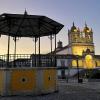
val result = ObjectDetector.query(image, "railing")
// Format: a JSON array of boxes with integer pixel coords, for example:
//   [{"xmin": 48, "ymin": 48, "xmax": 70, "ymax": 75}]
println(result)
[
  {"xmin": 0, "ymin": 54, "xmax": 31, "ymax": 68},
  {"xmin": 0, "ymin": 54, "xmax": 77, "ymax": 68},
  {"xmin": 31, "ymin": 54, "xmax": 56, "ymax": 67},
  {"xmin": 0, "ymin": 54, "xmax": 56, "ymax": 68}
]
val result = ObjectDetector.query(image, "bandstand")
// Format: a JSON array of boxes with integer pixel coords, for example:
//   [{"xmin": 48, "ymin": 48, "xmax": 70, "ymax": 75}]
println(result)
[{"xmin": 0, "ymin": 11, "xmax": 64, "ymax": 96}]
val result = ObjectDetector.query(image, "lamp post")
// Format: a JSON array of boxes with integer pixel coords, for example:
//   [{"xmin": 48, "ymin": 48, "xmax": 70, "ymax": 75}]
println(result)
[
  {"xmin": 76, "ymin": 55, "xmax": 80, "ymax": 83},
  {"xmin": 33, "ymin": 37, "xmax": 38, "ymax": 67},
  {"xmin": 48, "ymin": 35, "xmax": 54, "ymax": 54},
  {"xmin": 13, "ymin": 37, "xmax": 20, "ymax": 67},
  {"xmin": 48, "ymin": 35, "xmax": 54, "ymax": 66}
]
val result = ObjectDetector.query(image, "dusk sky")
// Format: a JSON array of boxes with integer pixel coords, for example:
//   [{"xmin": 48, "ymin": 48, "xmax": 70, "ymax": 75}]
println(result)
[{"xmin": 0, "ymin": 0, "xmax": 100, "ymax": 54}]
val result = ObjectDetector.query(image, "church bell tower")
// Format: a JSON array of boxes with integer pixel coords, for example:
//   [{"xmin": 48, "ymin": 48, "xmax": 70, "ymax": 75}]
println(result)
[{"xmin": 68, "ymin": 22, "xmax": 95, "ymax": 56}]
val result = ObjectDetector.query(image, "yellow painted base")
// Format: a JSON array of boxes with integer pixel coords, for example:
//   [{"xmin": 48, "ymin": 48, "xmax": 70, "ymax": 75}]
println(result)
[
  {"xmin": 43, "ymin": 69, "xmax": 56, "ymax": 91},
  {"xmin": 10, "ymin": 69, "xmax": 36, "ymax": 93},
  {"xmin": 0, "ymin": 67, "xmax": 57, "ymax": 96},
  {"xmin": 0, "ymin": 70, "xmax": 5, "ymax": 95}
]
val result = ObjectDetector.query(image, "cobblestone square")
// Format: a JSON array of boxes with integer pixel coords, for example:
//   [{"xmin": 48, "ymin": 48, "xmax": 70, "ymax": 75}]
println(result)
[{"xmin": 0, "ymin": 80, "xmax": 100, "ymax": 100}]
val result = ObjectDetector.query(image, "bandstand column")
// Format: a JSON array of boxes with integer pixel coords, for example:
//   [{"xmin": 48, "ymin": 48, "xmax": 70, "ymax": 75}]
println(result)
[
  {"xmin": 51, "ymin": 35, "xmax": 53, "ymax": 66},
  {"xmin": 7, "ymin": 21, "xmax": 11, "ymax": 68},
  {"xmin": 38, "ymin": 36, "xmax": 41, "ymax": 67},
  {"xmin": 7, "ymin": 35, "xmax": 10, "ymax": 67},
  {"xmin": 54, "ymin": 32, "xmax": 57, "ymax": 67},
  {"xmin": 13, "ymin": 37, "xmax": 17, "ymax": 66},
  {"xmin": 35, "ymin": 37, "xmax": 37, "ymax": 67}
]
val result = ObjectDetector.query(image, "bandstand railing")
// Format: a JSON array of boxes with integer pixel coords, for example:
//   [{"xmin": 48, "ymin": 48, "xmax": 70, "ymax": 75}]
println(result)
[
  {"xmin": 0, "ymin": 54, "xmax": 57, "ymax": 68},
  {"xmin": 0, "ymin": 54, "xmax": 79, "ymax": 68},
  {"xmin": 0, "ymin": 54, "xmax": 31, "ymax": 67}
]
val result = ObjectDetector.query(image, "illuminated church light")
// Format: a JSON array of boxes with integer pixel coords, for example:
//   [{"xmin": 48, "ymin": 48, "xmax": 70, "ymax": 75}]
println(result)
[
  {"xmin": 72, "ymin": 60, "xmax": 77, "ymax": 67},
  {"xmin": 85, "ymin": 55, "xmax": 94, "ymax": 69}
]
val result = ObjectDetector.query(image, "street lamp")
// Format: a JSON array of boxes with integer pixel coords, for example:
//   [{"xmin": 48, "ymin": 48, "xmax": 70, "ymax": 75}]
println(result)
[
  {"xmin": 13, "ymin": 37, "xmax": 20, "ymax": 67},
  {"xmin": 48, "ymin": 35, "xmax": 54, "ymax": 54},
  {"xmin": 48, "ymin": 35, "xmax": 54, "ymax": 66},
  {"xmin": 76, "ymin": 55, "xmax": 80, "ymax": 83}
]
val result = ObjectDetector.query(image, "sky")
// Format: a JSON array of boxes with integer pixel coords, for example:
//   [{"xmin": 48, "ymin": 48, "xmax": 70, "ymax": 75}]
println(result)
[{"xmin": 0, "ymin": 0, "xmax": 100, "ymax": 54}]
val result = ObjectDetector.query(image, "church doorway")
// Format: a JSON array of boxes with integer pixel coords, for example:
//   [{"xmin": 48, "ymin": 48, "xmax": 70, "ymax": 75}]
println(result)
[{"xmin": 84, "ymin": 55, "xmax": 94, "ymax": 69}]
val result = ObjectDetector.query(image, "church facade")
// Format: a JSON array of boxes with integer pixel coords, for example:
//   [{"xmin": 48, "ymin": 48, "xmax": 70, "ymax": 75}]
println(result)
[{"xmin": 56, "ymin": 23, "xmax": 100, "ymax": 69}]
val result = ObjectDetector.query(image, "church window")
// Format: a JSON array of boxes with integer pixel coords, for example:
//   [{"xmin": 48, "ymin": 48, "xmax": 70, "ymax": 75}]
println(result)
[{"xmin": 82, "ymin": 33, "xmax": 85, "ymax": 38}]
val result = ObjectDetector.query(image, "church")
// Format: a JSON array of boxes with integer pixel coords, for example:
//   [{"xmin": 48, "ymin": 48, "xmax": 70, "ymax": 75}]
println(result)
[{"xmin": 55, "ymin": 22, "xmax": 100, "ymax": 69}]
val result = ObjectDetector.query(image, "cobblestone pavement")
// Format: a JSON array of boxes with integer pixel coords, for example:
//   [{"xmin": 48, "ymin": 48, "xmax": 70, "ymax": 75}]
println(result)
[{"xmin": 0, "ymin": 81, "xmax": 100, "ymax": 100}]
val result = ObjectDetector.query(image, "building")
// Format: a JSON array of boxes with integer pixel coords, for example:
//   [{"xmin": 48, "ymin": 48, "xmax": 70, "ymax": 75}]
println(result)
[{"xmin": 55, "ymin": 22, "xmax": 100, "ymax": 69}]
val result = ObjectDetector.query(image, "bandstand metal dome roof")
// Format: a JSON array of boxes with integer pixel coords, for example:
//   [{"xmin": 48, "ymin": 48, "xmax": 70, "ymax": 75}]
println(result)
[{"xmin": 0, "ymin": 12, "xmax": 64, "ymax": 37}]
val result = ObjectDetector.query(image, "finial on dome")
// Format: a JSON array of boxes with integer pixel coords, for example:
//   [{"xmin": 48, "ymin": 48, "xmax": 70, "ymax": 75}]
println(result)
[
  {"xmin": 73, "ymin": 22, "xmax": 75, "ymax": 26},
  {"xmin": 24, "ymin": 8, "xmax": 28, "ymax": 15},
  {"xmin": 85, "ymin": 21, "xmax": 87, "ymax": 27},
  {"xmin": 91, "ymin": 28, "xmax": 93, "ymax": 32},
  {"xmin": 83, "ymin": 21, "xmax": 90, "ymax": 33},
  {"xmin": 70, "ymin": 22, "xmax": 77, "ymax": 32}
]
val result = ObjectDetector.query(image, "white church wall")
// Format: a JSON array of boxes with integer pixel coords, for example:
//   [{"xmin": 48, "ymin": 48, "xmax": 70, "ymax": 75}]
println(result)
[
  {"xmin": 56, "ymin": 47, "xmax": 72, "ymax": 55},
  {"xmin": 57, "ymin": 59, "xmax": 68, "ymax": 67},
  {"xmin": 57, "ymin": 68, "xmax": 83, "ymax": 77},
  {"xmin": 67, "ymin": 47, "xmax": 72, "ymax": 54},
  {"xmin": 56, "ymin": 49, "xmax": 68, "ymax": 55}
]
